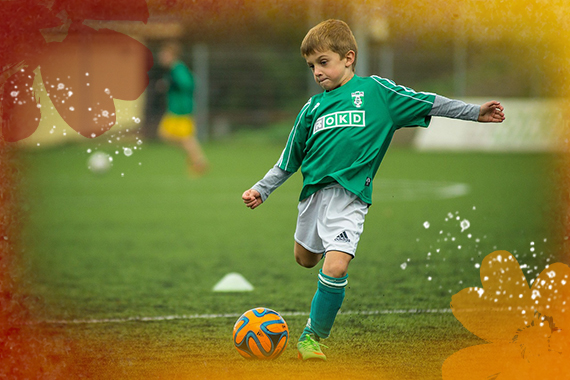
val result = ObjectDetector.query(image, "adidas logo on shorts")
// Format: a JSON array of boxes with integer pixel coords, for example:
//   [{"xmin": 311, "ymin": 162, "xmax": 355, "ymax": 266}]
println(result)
[{"xmin": 334, "ymin": 231, "xmax": 351, "ymax": 243}]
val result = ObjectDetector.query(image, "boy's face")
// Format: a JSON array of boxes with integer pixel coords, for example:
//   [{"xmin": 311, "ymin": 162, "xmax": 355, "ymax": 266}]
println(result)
[{"xmin": 304, "ymin": 49, "xmax": 355, "ymax": 91}]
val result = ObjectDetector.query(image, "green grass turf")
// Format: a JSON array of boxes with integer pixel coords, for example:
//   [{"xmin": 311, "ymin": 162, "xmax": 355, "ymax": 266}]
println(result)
[{"xmin": 15, "ymin": 131, "xmax": 565, "ymax": 379}]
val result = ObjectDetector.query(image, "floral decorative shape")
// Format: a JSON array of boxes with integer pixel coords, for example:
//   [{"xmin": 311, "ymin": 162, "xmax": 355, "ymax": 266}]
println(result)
[
  {"xmin": 1, "ymin": 0, "xmax": 152, "ymax": 141},
  {"xmin": 2, "ymin": 66, "xmax": 41, "ymax": 142},
  {"xmin": 0, "ymin": 0, "xmax": 61, "ymax": 69},
  {"xmin": 38, "ymin": 22, "xmax": 152, "ymax": 137},
  {"xmin": 443, "ymin": 250, "xmax": 570, "ymax": 379}
]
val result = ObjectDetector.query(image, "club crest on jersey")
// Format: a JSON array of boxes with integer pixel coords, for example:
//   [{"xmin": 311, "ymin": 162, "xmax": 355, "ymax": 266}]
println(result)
[{"xmin": 351, "ymin": 91, "xmax": 364, "ymax": 108}]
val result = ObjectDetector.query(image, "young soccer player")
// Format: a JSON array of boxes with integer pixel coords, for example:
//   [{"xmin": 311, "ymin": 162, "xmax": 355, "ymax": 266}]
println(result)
[
  {"xmin": 242, "ymin": 19, "xmax": 505, "ymax": 361},
  {"xmin": 157, "ymin": 42, "xmax": 209, "ymax": 176}
]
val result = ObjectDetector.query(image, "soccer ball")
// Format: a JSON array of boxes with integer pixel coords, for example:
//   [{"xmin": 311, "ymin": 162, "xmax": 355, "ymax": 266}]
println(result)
[
  {"xmin": 233, "ymin": 307, "xmax": 289, "ymax": 360},
  {"xmin": 88, "ymin": 152, "xmax": 112, "ymax": 174}
]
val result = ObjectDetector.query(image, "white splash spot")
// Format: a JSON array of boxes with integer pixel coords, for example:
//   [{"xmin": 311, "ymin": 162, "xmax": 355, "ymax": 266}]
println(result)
[
  {"xmin": 423, "ymin": 221, "xmax": 430, "ymax": 229},
  {"xmin": 460, "ymin": 219, "xmax": 470, "ymax": 232},
  {"xmin": 547, "ymin": 271, "xmax": 556, "ymax": 278}
]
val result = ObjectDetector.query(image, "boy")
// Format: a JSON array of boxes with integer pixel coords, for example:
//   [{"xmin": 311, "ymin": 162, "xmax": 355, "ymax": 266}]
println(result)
[
  {"xmin": 242, "ymin": 19, "xmax": 504, "ymax": 361},
  {"xmin": 157, "ymin": 42, "xmax": 209, "ymax": 176}
]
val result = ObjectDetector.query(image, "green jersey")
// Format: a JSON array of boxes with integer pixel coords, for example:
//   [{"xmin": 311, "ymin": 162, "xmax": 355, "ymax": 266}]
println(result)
[
  {"xmin": 166, "ymin": 61, "xmax": 195, "ymax": 115},
  {"xmin": 277, "ymin": 75, "xmax": 435, "ymax": 204}
]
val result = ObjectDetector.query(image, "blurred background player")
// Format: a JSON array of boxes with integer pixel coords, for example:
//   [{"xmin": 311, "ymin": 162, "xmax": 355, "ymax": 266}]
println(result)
[{"xmin": 157, "ymin": 42, "xmax": 209, "ymax": 176}]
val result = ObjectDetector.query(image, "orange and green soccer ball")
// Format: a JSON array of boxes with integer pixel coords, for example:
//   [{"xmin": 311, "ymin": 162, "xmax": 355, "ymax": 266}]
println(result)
[{"xmin": 233, "ymin": 307, "xmax": 289, "ymax": 360}]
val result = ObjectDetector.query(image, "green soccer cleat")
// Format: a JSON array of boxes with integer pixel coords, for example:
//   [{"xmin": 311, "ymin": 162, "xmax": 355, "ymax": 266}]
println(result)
[{"xmin": 297, "ymin": 335, "xmax": 328, "ymax": 361}]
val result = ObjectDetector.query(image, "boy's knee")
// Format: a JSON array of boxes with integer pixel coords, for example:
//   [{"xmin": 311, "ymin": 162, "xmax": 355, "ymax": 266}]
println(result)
[
  {"xmin": 322, "ymin": 251, "xmax": 352, "ymax": 278},
  {"xmin": 322, "ymin": 262, "xmax": 348, "ymax": 278}
]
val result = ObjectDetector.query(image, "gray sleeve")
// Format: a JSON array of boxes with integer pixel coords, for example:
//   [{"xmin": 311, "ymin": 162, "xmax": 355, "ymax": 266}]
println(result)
[
  {"xmin": 428, "ymin": 95, "xmax": 480, "ymax": 121},
  {"xmin": 251, "ymin": 165, "xmax": 294, "ymax": 202}
]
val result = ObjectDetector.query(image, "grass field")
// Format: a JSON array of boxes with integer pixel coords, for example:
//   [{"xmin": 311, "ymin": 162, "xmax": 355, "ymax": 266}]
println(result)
[{"xmin": 14, "ymin": 128, "xmax": 565, "ymax": 379}]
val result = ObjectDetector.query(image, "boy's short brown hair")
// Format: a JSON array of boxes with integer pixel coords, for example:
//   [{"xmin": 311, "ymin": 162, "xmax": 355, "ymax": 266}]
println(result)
[{"xmin": 301, "ymin": 19, "xmax": 358, "ymax": 71}]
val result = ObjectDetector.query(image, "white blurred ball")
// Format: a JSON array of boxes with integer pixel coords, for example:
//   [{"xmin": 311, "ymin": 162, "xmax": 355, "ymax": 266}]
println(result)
[{"xmin": 88, "ymin": 152, "xmax": 112, "ymax": 174}]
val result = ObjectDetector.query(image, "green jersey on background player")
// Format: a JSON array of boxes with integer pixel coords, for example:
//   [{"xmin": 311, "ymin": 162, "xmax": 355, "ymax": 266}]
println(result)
[{"xmin": 242, "ymin": 19, "xmax": 505, "ymax": 361}]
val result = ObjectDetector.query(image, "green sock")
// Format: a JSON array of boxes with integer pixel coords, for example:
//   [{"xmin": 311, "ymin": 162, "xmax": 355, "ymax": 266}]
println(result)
[{"xmin": 299, "ymin": 269, "xmax": 348, "ymax": 341}]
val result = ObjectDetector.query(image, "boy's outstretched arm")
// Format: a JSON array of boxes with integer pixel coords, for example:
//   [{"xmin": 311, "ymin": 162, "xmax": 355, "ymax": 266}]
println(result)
[
  {"xmin": 242, "ymin": 165, "xmax": 295, "ymax": 210},
  {"xmin": 242, "ymin": 189, "xmax": 263, "ymax": 210},
  {"xmin": 478, "ymin": 101, "xmax": 505, "ymax": 123}
]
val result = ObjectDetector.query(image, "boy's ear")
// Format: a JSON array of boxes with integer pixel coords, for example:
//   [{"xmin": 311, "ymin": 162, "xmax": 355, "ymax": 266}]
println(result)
[{"xmin": 344, "ymin": 50, "xmax": 356, "ymax": 67}]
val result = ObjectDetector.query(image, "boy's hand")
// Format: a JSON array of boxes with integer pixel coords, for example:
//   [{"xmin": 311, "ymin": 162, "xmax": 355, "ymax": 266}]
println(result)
[
  {"xmin": 242, "ymin": 189, "xmax": 263, "ymax": 209},
  {"xmin": 478, "ymin": 101, "xmax": 505, "ymax": 123}
]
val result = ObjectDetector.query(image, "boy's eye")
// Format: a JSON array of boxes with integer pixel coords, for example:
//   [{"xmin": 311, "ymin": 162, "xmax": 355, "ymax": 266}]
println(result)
[{"xmin": 320, "ymin": 60, "xmax": 327, "ymax": 66}]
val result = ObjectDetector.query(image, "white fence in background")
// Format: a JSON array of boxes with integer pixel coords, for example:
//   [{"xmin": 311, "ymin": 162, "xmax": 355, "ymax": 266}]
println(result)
[{"xmin": 413, "ymin": 98, "xmax": 566, "ymax": 152}]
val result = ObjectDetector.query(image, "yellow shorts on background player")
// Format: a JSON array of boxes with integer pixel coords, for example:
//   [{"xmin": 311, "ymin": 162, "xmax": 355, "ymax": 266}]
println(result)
[{"xmin": 158, "ymin": 114, "xmax": 195, "ymax": 139}]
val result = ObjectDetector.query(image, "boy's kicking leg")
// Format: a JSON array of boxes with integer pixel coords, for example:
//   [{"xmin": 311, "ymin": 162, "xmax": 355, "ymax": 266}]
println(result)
[
  {"xmin": 293, "ymin": 184, "xmax": 368, "ymax": 361},
  {"xmin": 295, "ymin": 243, "xmax": 352, "ymax": 361}
]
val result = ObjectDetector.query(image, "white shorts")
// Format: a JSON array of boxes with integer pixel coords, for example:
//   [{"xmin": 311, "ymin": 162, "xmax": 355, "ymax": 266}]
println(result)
[{"xmin": 294, "ymin": 183, "xmax": 369, "ymax": 257}]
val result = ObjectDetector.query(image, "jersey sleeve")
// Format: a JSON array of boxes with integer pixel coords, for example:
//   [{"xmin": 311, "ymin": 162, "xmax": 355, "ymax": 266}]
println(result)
[
  {"xmin": 251, "ymin": 165, "xmax": 294, "ymax": 202},
  {"xmin": 429, "ymin": 95, "xmax": 479, "ymax": 121},
  {"xmin": 372, "ymin": 76, "xmax": 435, "ymax": 129},
  {"xmin": 277, "ymin": 99, "xmax": 312, "ymax": 173}
]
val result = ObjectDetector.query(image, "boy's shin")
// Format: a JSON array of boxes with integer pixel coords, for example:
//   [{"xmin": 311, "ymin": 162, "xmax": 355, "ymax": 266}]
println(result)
[{"xmin": 303, "ymin": 269, "xmax": 348, "ymax": 340}]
